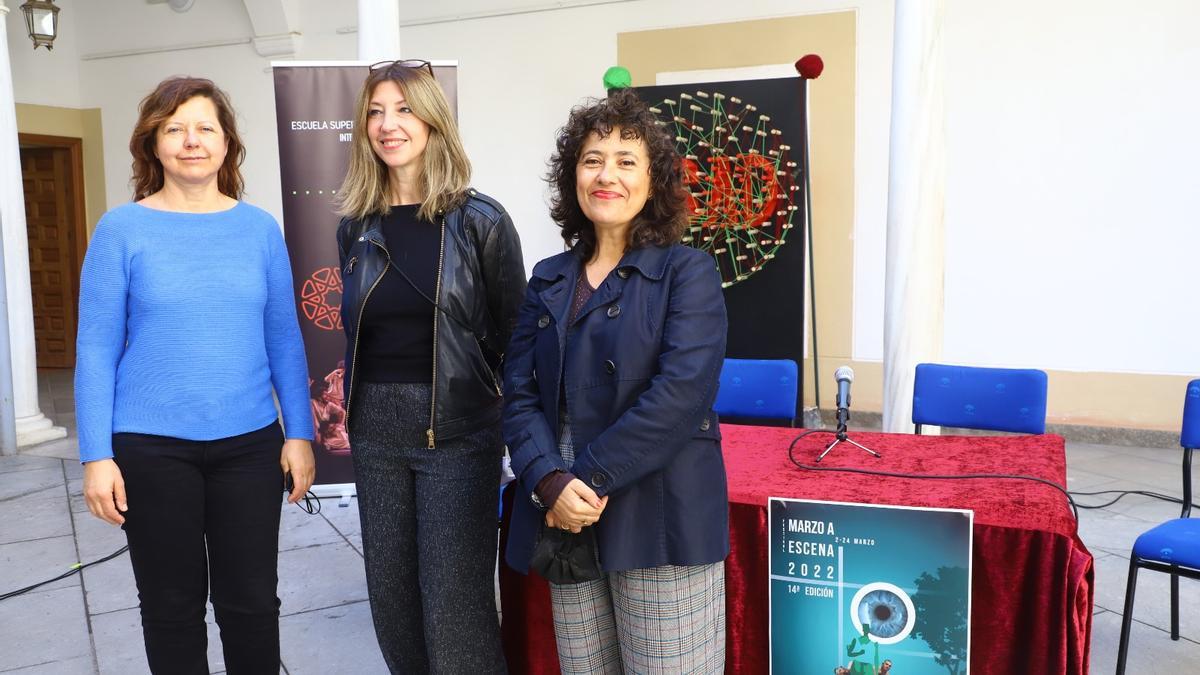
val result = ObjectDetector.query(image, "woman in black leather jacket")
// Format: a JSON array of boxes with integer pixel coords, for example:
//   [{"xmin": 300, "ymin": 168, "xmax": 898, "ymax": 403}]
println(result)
[{"xmin": 334, "ymin": 60, "xmax": 524, "ymax": 674}]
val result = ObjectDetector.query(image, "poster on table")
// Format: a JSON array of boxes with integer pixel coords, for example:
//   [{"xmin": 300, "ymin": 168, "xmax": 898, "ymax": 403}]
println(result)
[
  {"xmin": 768, "ymin": 498, "xmax": 973, "ymax": 674},
  {"xmin": 271, "ymin": 61, "xmax": 460, "ymax": 490},
  {"xmin": 633, "ymin": 77, "xmax": 807, "ymax": 421}
]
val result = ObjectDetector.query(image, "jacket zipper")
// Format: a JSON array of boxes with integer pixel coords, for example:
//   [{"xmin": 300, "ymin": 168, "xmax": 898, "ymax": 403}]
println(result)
[
  {"xmin": 345, "ymin": 239, "xmax": 390, "ymax": 426},
  {"xmin": 427, "ymin": 217, "xmax": 446, "ymax": 449}
]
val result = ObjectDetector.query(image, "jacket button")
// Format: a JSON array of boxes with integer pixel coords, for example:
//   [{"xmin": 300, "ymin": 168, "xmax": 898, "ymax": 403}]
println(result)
[
  {"xmin": 590, "ymin": 472, "xmax": 608, "ymax": 488},
  {"xmin": 537, "ymin": 315, "xmax": 550, "ymax": 328},
  {"xmin": 700, "ymin": 417, "xmax": 711, "ymax": 431},
  {"xmin": 606, "ymin": 304, "xmax": 621, "ymax": 318},
  {"xmin": 603, "ymin": 359, "xmax": 615, "ymax": 374},
  {"xmin": 617, "ymin": 267, "xmax": 631, "ymax": 279}
]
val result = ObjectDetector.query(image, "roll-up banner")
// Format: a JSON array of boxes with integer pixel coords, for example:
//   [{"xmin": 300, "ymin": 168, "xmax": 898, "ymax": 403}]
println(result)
[{"xmin": 271, "ymin": 61, "xmax": 460, "ymax": 494}]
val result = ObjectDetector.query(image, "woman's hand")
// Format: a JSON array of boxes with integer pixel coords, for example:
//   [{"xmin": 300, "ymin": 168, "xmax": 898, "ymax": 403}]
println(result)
[
  {"xmin": 83, "ymin": 459, "xmax": 127, "ymax": 526},
  {"xmin": 280, "ymin": 439, "xmax": 315, "ymax": 504},
  {"xmin": 545, "ymin": 479, "xmax": 608, "ymax": 533}
]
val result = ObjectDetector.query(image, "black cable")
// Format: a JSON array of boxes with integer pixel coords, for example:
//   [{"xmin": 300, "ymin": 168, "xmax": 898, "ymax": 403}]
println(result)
[
  {"xmin": 2, "ymin": 490, "xmax": 323, "ymax": 604},
  {"xmin": 0, "ymin": 545, "xmax": 129, "ymax": 603},
  {"xmin": 1068, "ymin": 488, "xmax": 1198, "ymax": 511},
  {"xmin": 292, "ymin": 489, "xmax": 322, "ymax": 515},
  {"xmin": 785, "ymin": 429, "xmax": 1080, "ymax": 525}
]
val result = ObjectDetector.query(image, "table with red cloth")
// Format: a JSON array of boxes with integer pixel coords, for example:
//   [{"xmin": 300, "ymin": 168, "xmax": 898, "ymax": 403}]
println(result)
[{"xmin": 499, "ymin": 425, "xmax": 1093, "ymax": 675}]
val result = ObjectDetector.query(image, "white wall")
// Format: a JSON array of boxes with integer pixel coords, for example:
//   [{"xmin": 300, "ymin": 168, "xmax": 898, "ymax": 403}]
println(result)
[
  {"xmin": 69, "ymin": 0, "xmax": 357, "ymax": 225},
  {"xmin": 393, "ymin": 0, "xmax": 894, "ymax": 273},
  {"xmin": 10, "ymin": 0, "xmax": 1200, "ymax": 381},
  {"xmin": 6, "ymin": 0, "xmax": 82, "ymax": 108},
  {"xmin": 56, "ymin": 0, "xmax": 890, "ymax": 278},
  {"xmin": 850, "ymin": 0, "xmax": 1200, "ymax": 378}
]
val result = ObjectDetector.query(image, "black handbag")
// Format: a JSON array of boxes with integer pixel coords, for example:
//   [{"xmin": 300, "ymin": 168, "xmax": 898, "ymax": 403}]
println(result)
[{"xmin": 529, "ymin": 523, "xmax": 603, "ymax": 585}]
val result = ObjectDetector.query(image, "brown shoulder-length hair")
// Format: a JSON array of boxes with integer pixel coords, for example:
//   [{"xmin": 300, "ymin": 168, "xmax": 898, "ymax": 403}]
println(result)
[
  {"xmin": 547, "ymin": 88, "xmax": 687, "ymax": 260},
  {"xmin": 336, "ymin": 64, "xmax": 472, "ymax": 222},
  {"xmin": 129, "ymin": 77, "xmax": 245, "ymax": 201}
]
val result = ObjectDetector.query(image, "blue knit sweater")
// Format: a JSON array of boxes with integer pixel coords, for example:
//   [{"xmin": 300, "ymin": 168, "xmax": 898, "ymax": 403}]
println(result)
[{"xmin": 75, "ymin": 201, "xmax": 314, "ymax": 463}]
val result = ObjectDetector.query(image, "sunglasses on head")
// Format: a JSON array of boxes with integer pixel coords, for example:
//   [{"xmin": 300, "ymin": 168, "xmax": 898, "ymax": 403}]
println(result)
[{"xmin": 369, "ymin": 59, "xmax": 435, "ymax": 79}]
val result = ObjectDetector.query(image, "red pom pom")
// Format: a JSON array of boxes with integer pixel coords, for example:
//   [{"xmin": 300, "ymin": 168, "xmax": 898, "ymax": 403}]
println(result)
[{"xmin": 795, "ymin": 54, "xmax": 824, "ymax": 79}]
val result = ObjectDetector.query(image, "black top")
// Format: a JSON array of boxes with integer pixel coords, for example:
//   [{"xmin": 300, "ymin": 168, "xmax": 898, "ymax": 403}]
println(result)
[{"xmin": 358, "ymin": 204, "xmax": 440, "ymax": 383}]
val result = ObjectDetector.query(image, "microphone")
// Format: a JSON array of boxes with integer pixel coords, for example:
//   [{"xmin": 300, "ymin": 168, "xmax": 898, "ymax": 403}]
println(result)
[
  {"xmin": 815, "ymin": 365, "xmax": 881, "ymax": 462},
  {"xmin": 834, "ymin": 366, "xmax": 854, "ymax": 430}
]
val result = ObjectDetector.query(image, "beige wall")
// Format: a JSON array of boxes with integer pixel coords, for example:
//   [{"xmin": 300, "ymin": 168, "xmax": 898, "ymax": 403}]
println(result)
[{"xmin": 15, "ymin": 103, "xmax": 107, "ymax": 237}]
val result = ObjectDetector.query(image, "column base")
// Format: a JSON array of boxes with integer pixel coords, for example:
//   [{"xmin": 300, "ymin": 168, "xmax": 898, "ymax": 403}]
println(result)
[{"xmin": 16, "ymin": 412, "xmax": 68, "ymax": 447}]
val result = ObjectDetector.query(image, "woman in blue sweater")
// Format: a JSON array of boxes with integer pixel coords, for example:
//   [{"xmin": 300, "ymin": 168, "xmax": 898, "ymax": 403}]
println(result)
[{"xmin": 75, "ymin": 76, "xmax": 314, "ymax": 675}]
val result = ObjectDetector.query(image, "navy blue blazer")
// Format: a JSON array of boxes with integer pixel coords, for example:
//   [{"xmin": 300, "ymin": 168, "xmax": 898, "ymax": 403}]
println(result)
[{"xmin": 503, "ymin": 243, "xmax": 729, "ymax": 573}]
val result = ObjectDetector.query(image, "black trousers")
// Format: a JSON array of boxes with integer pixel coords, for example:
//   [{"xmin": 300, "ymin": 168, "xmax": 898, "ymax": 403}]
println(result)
[{"xmin": 112, "ymin": 422, "xmax": 285, "ymax": 675}]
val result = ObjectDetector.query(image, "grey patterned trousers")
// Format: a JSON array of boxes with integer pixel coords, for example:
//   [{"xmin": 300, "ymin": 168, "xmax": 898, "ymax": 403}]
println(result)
[{"xmin": 547, "ymin": 421, "xmax": 726, "ymax": 674}]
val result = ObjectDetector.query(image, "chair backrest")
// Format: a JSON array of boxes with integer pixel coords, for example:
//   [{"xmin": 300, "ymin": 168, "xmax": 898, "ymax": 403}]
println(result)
[
  {"xmin": 1183, "ymin": 379, "xmax": 1200, "ymax": 449},
  {"xmin": 714, "ymin": 358, "xmax": 799, "ymax": 421},
  {"xmin": 912, "ymin": 363, "xmax": 1048, "ymax": 434},
  {"xmin": 1181, "ymin": 379, "xmax": 1199, "ymax": 519}
]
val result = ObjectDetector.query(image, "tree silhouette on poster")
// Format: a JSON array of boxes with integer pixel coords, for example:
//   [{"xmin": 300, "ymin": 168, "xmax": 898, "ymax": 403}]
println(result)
[{"xmin": 912, "ymin": 566, "xmax": 969, "ymax": 675}]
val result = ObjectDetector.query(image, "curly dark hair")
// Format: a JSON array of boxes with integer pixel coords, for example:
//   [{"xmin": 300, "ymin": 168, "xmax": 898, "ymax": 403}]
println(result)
[{"xmin": 547, "ymin": 88, "xmax": 687, "ymax": 260}]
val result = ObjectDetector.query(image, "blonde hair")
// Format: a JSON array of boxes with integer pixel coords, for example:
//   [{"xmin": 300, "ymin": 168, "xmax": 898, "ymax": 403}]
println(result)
[{"xmin": 337, "ymin": 64, "xmax": 471, "ymax": 222}]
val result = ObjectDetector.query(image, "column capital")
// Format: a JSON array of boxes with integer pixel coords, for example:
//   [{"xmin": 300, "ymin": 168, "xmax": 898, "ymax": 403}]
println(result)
[{"xmin": 0, "ymin": 2, "xmax": 10, "ymax": 18}]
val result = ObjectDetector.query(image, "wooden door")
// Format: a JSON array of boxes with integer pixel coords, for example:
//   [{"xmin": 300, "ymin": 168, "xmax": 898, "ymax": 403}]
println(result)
[{"xmin": 20, "ymin": 146, "xmax": 78, "ymax": 368}]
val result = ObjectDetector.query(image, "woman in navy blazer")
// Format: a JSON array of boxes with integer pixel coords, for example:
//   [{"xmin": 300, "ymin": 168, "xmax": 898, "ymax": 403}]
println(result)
[{"xmin": 504, "ymin": 89, "xmax": 729, "ymax": 674}]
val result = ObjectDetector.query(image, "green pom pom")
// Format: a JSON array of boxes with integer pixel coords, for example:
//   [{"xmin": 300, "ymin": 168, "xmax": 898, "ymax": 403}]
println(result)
[{"xmin": 603, "ymin": 66, "xmax": 632, "ymax": 91}]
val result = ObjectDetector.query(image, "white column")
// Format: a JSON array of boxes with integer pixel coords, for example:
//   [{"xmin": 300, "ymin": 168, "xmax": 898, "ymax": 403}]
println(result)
[
  {"xmin": 357, "ymin": 0, "xmax": 401, "ymax": 61},
  {"xmin": 881, "ymin": 0, "xmax": 947, "ymax": 433},
  {"xmin": 0, "ymin": 3, "xmax": 67, "ymax": 446}
]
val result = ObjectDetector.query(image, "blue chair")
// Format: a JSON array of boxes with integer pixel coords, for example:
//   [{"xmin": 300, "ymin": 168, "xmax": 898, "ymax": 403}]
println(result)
[
  {"xmin": 714, "ymin": 358, "xmax": 799, "ymax": 426},
  {"xmin": 1115, "ymin": 379, "xmax": 1200, "ymax": 673},
  {"xmin": 912, "ymin": 363, "xmax": 1048, "ymax": 434}
]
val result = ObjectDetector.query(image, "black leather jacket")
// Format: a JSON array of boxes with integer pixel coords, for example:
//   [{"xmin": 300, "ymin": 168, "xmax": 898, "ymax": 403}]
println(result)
[{"xmin": 336, "ymin": 189, "xmax": 526, "ymax": 447}]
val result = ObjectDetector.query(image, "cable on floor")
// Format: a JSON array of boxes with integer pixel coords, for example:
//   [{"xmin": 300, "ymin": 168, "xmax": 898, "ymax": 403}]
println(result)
[{"xmin": 0, "ymin": 545, "xmax": 128, "ymax": 603}]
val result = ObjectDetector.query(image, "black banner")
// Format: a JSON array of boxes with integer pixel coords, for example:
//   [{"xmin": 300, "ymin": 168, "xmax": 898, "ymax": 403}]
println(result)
[{"xmin": 272, "ymin": 62, "xmax": 460, "ymax": 488}]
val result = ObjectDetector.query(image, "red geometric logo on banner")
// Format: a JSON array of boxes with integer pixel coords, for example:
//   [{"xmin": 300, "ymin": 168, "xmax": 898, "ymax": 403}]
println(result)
[{"xmin": 300, "ymin": 266, "xmax": 342, "ymax": 331}]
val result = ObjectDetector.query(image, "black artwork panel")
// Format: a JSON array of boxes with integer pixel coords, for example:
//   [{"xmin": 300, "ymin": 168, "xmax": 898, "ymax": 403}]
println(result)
[{"xmin": 635, "ymin": 77, "xmax": 807, "ymax": 422}]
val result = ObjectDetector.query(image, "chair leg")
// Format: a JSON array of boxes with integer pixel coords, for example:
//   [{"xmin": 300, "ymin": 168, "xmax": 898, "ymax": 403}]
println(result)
[
  {"xmin": 1170, "ymin": 567, "xmax": 1180, "ymax": 640},
  {"xmin": 1115, "ymin": 558, "xmax": 1140, "ymax": 675}
]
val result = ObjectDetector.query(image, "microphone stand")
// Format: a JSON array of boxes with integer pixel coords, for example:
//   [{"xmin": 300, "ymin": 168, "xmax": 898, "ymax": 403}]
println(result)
[{"xmin": 814, "ymin": 406, "xmax": 881, "ymax": 462}]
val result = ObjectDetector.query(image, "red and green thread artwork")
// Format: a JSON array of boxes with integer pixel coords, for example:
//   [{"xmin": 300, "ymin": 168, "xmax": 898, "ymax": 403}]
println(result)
[{"xmin": 650, "ymin": 90, "xmax": 799, "ymax": 287}]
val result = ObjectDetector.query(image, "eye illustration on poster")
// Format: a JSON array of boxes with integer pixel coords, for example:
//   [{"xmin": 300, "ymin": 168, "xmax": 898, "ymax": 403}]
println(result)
[
  {"xmin": 634, "ymin": 78, "xmax": 807, "ymax": 420},
  {"xmin": 272, "ymin": 62, "xmax": 460, "ymax": 489}
]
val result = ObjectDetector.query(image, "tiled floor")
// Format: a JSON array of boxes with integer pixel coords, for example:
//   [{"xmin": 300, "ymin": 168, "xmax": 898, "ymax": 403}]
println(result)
[{"xmin": 1, "ymin": 369, "xmax": 1197, "ymax": 673}]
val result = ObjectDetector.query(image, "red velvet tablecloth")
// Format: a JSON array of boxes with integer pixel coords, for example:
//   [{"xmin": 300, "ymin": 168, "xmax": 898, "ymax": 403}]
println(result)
[{"xmin": 499, "ymin": 425, "xmax": 1094, "ymax": 674}]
